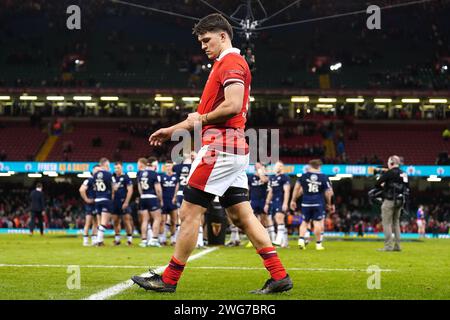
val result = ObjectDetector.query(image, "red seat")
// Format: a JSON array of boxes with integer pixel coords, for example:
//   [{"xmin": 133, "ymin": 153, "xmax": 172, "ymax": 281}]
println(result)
[{"xmin": 0, "ymin": 122, "xmax": 47, "ymax": 160}]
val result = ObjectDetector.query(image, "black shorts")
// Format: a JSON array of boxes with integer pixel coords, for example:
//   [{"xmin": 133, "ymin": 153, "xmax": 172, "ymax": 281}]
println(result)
[
  {"xmin": 139, "ymin": 198, "xmax": 160, "ymax": 212},
  {"xmin": 112, "ymin": 199, "xmax": 132, "ymax": 215}
]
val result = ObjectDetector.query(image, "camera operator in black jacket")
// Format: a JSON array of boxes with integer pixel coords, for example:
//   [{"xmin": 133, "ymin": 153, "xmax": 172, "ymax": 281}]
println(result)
[{"xmin": 373, "ymin": 156, "xmax": 409, "ymax": 252}]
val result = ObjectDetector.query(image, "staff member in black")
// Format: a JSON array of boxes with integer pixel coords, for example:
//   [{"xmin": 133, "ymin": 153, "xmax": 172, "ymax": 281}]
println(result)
[
  {"xmin": 375, "ymin": 156, "xmax": 409, "ymax": 252},
  {"xmin": 30, "ymin": 182, "xmax": 46, "ymax": 235}
]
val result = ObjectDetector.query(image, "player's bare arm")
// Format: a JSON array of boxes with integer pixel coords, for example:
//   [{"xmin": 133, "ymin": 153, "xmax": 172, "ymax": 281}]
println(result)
[
  {"xmin": 184, "ymin": 83, "xmax": 244, "ymax": 130},
  {"xmin": 283, "ymin": 183, "xmax": 291, "ymax": 212},
  {"xmin": 79, "ymin": 185, "xmax": 93, "ymax": 204},
  {"xmin": 172, "ymin": 183, "xmax": 179, "ymax": 205},
  {"xmin": 258, "ymin": 169, "xmax": 269, "ymax": 184},
  {"xmin": 325, "ymin": 189, "xmax": 335, "ymax": 214},
  {"xmin": 137, "ymin": 181, "xmax": 142, "ymax": 196},
  {"xmin": 264, "ymin": 188, "xmax": 273, "ymax": 214},
  {"xmin": 150, "ymin": 83, "xmax": 244, "ymax": 147},
  {"xmin": 290, "ymin": 183, "xmax": 302, "ymax": 211},
  {"xmin": 155, "ymin": 182, "xmax": 163, "ymax": 204},
  {"xmin": 123, "ymin": 184, "xmax": 133, "ymax": 210},
  {"xmin": 200, "ymin": 84, "xmax": 245, "ymax": 125}
]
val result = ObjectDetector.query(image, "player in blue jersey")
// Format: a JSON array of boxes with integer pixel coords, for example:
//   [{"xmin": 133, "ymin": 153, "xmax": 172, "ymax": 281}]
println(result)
[
  {"xmin": 172, "ymin": 153, "xmax": 194, "ymax": 208},
  {"xmin": 291, "ymin": 159, "xmax": 334, "ymax": 250},
  {"xmin": 173, "ymin": 152, "xmax": 207, "ymax": 248},
  {"xmin": 79, "ymin": 165, "xmax": 101, "ymax": 246},
  {"xmin": 237, "ymin": 162, "xmax": 269, "ymax": 247},
  {"xmin": 137, "ymin": 157, "xmax": 163, "ymax": 247},
  {"xmin": 248, "ymin": 162, "xmax": 269, "ymax": 219},
  {"xmin": 147, "ymin": 156, "xmax": 165, "ymax": 244},
  {"xmin": 264, "ymin": 161, "xmax": 291, "ymax": 247},
  {"xmin": 247, "ymin": 162, "xmax": 268, "ymax": 241},
  {"xmin": 112, "ymin": 161, "xmax": 134, "ymax": 246},
  {"xmin": 416, "ymin": 205, "xmax": 426, "ymax": 238},
  {"xmin": 94, "ymin": 158, "xmax": 116, "ymax": 247},
  {"xmin": 160, "ymin": 160, "xmax": 179, "ymax": 245}
]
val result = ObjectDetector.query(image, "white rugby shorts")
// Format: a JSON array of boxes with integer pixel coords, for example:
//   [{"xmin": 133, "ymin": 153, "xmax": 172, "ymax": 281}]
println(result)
[{"xmin": 187, "ymin": 145, "xmax": 249, "ymax": 196}]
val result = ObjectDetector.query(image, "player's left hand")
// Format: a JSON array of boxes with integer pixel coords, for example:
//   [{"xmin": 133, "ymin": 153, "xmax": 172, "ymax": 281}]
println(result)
[
  {"xmin": 122, "ymin": 202, "xmax": 129, "ymax": 210},
  {"xmin": 282, "ymin": 204, "xmax": 288, "ymax": 213}
]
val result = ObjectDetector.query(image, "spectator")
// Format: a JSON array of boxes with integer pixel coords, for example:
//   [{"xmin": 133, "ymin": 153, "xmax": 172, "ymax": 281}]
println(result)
[
  {"xmin": 443, "ymin": 128, "xmax": 450, "ymax": 141},
  {"xmin": 92, "ymin": 137, "xmax": 102, "ymax": 147},
  {"xmin": 63, "ymin": 141, "xmax": 73, "ymax": 153},
  {"xmin": 336, "ymin": 139, "xmax": 345, "ymax": 156},
  {"xmin": 52, "ymin": 120, "xmax": 62, "ymax": 136},
  {"xmin": 436, "ymin": 151, "xmax": 449, "ymax": 165},
  {"xmin": 0, "ymin": 149, "xmax": 7, "ymax": 161}
]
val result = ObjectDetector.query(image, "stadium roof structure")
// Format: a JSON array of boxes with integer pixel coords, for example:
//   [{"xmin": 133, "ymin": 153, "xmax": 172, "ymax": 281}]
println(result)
[{"xmin": 108, "ymin": 0, "xmax": 439, "ymax": 40}]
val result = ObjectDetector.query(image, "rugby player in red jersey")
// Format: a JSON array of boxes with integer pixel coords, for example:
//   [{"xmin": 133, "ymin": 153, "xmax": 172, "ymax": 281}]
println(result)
[{"xmin": 131, "ymin": 13, "xmax": 292, "ymax": 294}]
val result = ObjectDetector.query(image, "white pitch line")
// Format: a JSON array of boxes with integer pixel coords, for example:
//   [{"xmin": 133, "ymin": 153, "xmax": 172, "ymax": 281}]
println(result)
[
  {"xmin": 83, "ymin": 246, "xmax": 218, "ymax": 300},
  {"xmin": 189, "ymin": 266, "xmax": 396, "ymax": 272},
  {"xmin": 0, "ymin": 263, "xmax": 395, "ymax": 272},
  {"xmin": 0, "ymin": 263, "xmax": 146, "ymax": 269}
]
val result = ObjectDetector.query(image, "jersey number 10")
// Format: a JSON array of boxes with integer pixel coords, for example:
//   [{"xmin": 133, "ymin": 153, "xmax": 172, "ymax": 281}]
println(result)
[{"xmin": 96, "ymin": 181, "xmax": 106, "ymax": 192}]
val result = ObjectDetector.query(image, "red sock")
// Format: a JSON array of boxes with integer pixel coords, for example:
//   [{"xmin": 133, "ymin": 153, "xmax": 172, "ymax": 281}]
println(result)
[
  {"xmin": 257, "ymin": 247, "xmax": 287, "ymax": 281},
  {"xmin": 162, "ymin": 256, "xmax": 186, "ymax": 285}
]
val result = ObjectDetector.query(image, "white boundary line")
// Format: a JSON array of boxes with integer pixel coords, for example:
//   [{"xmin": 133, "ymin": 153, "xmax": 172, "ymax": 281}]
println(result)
[
  {"xmin": 0, "ymin": 263, "xmax": 395, "ymax": 272},
  {"xmin": 191, "ymin": 266, "xmax": 396, "ymax": 272},
  {"xmin": 83, "ymin": 246, "xmax": 218, "ymax": 300}
]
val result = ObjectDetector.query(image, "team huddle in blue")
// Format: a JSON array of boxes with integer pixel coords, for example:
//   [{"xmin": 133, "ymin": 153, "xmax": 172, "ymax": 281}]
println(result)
[
  {"xmin": 79, "ymin": 157, "xmax": 334, "ymax": 250},
  {"xmin": 243, "ymin": 160, "xmax": 334, "ymax": 250}
]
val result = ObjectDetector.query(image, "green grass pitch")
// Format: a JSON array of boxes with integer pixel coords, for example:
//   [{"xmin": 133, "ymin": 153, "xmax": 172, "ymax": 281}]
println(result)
[{"xmin": 1, "ymin": 234, "xmax": 449, "ymax": 300}]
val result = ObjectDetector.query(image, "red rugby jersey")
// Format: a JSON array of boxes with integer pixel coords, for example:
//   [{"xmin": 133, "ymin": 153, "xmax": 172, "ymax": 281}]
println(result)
[{"xmin": 197, "ymin": 47, "xmax": 251, "ymax": 154}]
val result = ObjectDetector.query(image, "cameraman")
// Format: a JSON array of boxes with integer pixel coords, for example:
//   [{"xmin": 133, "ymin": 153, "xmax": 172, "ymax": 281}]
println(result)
[{"xmin": 375, "ymin": 155, "xmax": 409, "ymax": 252}]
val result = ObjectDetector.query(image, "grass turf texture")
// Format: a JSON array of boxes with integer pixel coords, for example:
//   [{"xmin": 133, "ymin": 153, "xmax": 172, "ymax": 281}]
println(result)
[{"xmin": 0, "ymin": 234, "xmax": 449, "ymax": 300}]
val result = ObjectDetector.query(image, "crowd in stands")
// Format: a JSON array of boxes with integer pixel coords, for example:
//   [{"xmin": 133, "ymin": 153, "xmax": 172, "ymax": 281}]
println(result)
[
  {"xmin": 5, "ymin": 107, "xmax": 445, "ymax": 165},
  {"xmin": 0, "ymin": 184, "xmax": 81, "ymax": 229},
  {"xmin": 0, "ymin": 0, "xmax": 448, "ymax": 89},
  {"xmin": 2, "ymin": 95, "xmax": 448, "ymax": 165}
]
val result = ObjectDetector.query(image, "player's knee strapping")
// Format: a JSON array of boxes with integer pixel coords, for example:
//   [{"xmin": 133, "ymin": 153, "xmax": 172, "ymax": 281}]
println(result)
[{"xmin": 219, "ymin": 187, "xmax": 249, "ymax": 209}]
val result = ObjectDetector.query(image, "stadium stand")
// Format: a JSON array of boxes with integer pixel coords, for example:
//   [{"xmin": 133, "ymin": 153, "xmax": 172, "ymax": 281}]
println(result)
[
  {"xmin": 0, "ymin": 120, "xmax": 47, "ymax": 160},
  {"xmin": 46, "ymin": 120, "xmax": 178, "ymax": 162},
  {"xmin": 344, "ymin": 122, "xmax": 450, "ymax": 165},
  {"xmin": 0, "ymin": 0, "xmax": 448, "ymax": 89},
  {"xmin": 1, "ymin": 116, "xmax": 448, "ymax": 165}
]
